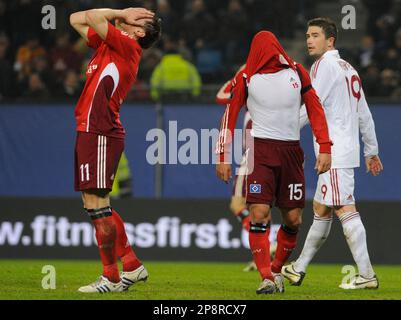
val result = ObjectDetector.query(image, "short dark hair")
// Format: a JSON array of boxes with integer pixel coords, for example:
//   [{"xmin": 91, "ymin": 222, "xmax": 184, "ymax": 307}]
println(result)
[
  {"xmin": 308, "ymin": 17, "xmax": 338, "ymax": 45},
  {"xmin": 137, "ymin": 17, "xmax": 162, "ymax": 49}
]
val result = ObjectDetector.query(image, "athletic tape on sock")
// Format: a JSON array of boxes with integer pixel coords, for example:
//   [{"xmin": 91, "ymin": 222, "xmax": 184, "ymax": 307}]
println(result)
[
  {"xmin": 86, "ymin": 207, "xmax": 113, "ymax": 220},
  {"xmin": 249, "ymin": 222, "xmax": 270, "ymax": 233},
  {"xmin": 281, "ymin": 224, "xmax": 299, "ymax": 235}
]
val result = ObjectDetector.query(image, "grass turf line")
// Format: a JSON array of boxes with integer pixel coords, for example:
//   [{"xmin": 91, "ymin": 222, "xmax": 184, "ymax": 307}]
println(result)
[{"xmin": 0, "ymin": 260, "xmax": 400, "ymax": 300}]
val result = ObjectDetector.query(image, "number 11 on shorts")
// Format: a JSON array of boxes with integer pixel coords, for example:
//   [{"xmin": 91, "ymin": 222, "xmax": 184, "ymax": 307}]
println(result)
[
  {"xmin": 80, "ymin": 163, "xmax": 90, "ymax": 182},
  {"xmin": 288, "ymin": 183, "xmax": 303, "ymax": 200}
]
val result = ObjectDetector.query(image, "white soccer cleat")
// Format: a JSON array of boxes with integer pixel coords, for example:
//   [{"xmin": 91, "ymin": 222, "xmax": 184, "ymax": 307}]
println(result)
[
  {"xmin": 243, "ymin": 261, "xmax": 257, "ymax": 272},
  {"xmin": 339, "ymin": 275, "xmax": 379, "ymax": 290},
  {"xmin": 78, "ymin": 276, "xmax": 123, "ymax": 293},
  {"xmin": 272, "ymin": 272, "xmax": 285, "ymax": 293},
  {"xmin": 256, "ymin": 279, "xmax": 277, "ymax": 295},
  {"xmin": 281, "ymin": 262, "xmax": 306, "ymax": 286},
  {"xmin": 121, "ymin": 265, "xmax": 149, "ymax": 291}
]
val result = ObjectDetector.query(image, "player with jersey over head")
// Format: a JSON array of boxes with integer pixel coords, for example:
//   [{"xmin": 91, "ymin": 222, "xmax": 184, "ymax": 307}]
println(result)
[
  {"xmin": 216, "ymin": 31, "xmax": 332, "ymax": 294},
  {"xmin": 282, "ymin": 18, "xmax": 383, "ymax": 290},
  {"xmin": 70, "ymin": 7, "xmax": 161, "ymax": 293},
  {"xmin": 216, "ymin": 65, "xmax": 276, "ymax": 272}
]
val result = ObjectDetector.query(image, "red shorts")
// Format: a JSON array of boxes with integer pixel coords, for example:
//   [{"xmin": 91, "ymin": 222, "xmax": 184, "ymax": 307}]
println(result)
[
  {"xmin": 74, "ymin": 132, "xmax": 124, "ymax": 191},
  {"xmin": 246, "ymin": 138, "xmax": 305, "ymax": 208}
]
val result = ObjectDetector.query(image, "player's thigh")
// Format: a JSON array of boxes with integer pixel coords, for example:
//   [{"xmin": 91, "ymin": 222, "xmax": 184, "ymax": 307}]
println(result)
[
  {"xmin": 315, "ymin": 168, "xmax": 355, "ymax": 207},
  {"xmin": 334, "ymin": 204, "xmax": 358, "ymax": 218},
  {"xmin": 232, "ymin": 154, "xmax": 248, "ymax": 198},
  {"xmin": 276, "ymin": 144, "xmax": 305, "ymax": 209},
  {"xmin": 82, "ymin": 189, "xmax": 110, "ymax": 209}
]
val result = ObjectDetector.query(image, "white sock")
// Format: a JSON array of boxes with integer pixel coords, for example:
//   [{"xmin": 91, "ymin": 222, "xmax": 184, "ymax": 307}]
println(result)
[
  {"xmin": 294, "ymin": 214, "xmax": 332, "ymax": 273},
  {"xmin": 340, "ymin": 212, "xmax": 375, "ymax": 279}
]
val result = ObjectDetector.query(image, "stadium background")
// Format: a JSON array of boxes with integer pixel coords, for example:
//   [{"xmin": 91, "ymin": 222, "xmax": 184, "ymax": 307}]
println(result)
[{"xmin": 0, "ymin": 0, "xmax": 400, "ymax": 269}]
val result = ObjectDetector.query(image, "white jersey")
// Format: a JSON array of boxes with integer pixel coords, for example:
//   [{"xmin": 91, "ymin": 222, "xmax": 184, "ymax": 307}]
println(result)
[
  {"xmin": 300, "ymin": 50, "xmax": 378, "ymax": 168},
  {"xmin": 247, "ymin": 68, "xmax": 302, "ymax": 141}
]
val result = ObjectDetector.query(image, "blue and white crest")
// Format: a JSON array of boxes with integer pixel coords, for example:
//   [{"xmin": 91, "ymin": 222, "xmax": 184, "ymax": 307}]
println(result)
[{"xmin": 249, "ymin": 184, "xmax": 261, "ymax": 194}]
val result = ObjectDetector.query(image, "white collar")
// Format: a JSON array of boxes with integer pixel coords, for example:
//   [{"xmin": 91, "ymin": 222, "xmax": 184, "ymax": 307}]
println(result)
[{"xmin": 322, "ymin": 49, "xmax": 340, "ymax": 59}]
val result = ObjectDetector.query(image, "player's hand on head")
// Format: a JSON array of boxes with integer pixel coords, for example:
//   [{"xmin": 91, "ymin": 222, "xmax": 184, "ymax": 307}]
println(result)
[
  {"xmin": 216, "ymin": 163, "xmax": 232, "ymax": 184},
  {"xmin": 315, "ymin": 153, "xmax": 331, "ymax": 175},
  {"xmin": 122, "ymin": 7, "xmax": 154, "ymax": 26},
  {"xmin": 365, "ymin": 155, "xmax": 383, "ymax": 176}
]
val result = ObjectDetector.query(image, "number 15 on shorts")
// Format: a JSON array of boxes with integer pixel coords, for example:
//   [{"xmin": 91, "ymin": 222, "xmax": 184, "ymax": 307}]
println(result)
[{"xmin": 288, "ymin": 184, "xmax": 303, "ymax": 200}]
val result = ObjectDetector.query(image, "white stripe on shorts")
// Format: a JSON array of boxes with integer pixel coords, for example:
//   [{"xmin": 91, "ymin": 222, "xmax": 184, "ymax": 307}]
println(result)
[
  {"xmin": 103, "ymin": 136, "xmax": 107, "ymax": 188},
  {"xmin": 97, "ymin": 136, "xmax": 107, "ymax": 189}
]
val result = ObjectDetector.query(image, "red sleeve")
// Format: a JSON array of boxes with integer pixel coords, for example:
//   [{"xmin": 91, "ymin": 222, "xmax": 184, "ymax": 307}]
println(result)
[
  {"xmin": 87, "ymin": 27, "xmax": 102, "ymax": 49},
  {"xmin": 216, "ymin": 72, "xmax": 247, "ymax": 162},
  {"xmin": 216, "ymin": 80, "xmax": 233, "ymax": 105},
  {"xmin": 105, "ymin": 23, "xmax": 142, "ymax": 58},
  {"xmin": 296, "ymin": 63, "xmax": 332, "ymax": 154}
]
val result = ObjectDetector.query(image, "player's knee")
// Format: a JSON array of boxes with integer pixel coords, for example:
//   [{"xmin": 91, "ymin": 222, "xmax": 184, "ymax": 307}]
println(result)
[
  {"xmin": 249, "ymin": 204, "xmax": 270, "ymax": 223},
  {"xmin": 82, "ymin": 189, "xmax": 110, "ymax": 209},
  {"xmin": 286, "ymin": 216, "xmax": 302, "ymax": 230},
  {"xmin": 313, "ymin": 201, "xmax": 332, "ymax": 219},
  {"xmin": 334, "ymin": 205, "xmax": 357, "ymax": 217}
]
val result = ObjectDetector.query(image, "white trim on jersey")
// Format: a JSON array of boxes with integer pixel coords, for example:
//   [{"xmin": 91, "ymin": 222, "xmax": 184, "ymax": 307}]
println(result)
[{"xmin": 86, "ymin": 62, "xmax": 120, "ymax": 132}]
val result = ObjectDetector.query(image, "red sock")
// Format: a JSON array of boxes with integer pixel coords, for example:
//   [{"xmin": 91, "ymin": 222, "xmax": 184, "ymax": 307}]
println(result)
[
  {"xmin": 112, "ymin": 209, "xmax": 142, "ymax": 272},
  {"xmin": 92, "ymin": 214, "xmax": 120, "ymax": 283},
  {"xmin": 271, "ymin": 225, "xmax": 298, "ymax": 273},
  {"xmin": 242, "ymin": 215, "xmax": 251, "ymax": 232},
  {"xmin": 249, "ymin": 223, "xmax": 273, "ymax": 281},
  {"xmin": 235, "ymin": 208, "xmax": 250, "ymax": 232}
]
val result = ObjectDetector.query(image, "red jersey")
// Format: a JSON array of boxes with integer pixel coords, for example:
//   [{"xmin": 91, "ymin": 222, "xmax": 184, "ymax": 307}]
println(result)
[{"xmin": 75, "ymin": 23, "xmax": 142, "ymax": 138}]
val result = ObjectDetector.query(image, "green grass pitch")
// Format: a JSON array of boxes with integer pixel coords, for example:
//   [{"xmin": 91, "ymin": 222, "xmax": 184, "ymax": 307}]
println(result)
[{"xmin": 1, "ymin": 260, "xmax": 400, "ymax": 300}]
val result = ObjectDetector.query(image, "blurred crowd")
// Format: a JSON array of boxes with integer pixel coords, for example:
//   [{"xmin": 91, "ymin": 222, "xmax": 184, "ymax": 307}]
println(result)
[{"xmin": 0, "ymin": 0, "xmax": 401, "ymax": 103}]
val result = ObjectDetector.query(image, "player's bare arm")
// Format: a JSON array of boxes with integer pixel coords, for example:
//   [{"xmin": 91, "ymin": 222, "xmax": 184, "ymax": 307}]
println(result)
[
  {"xmin": 70, "ymin": 8, "xmax": 154, "ymax": 41},
  {"xmin": 365, "ymin": 155, "xmax": 383, "ymax": 176},
  {"xmin": 70, "ymin": 11, "xmax": 90, "ymax": 41}
]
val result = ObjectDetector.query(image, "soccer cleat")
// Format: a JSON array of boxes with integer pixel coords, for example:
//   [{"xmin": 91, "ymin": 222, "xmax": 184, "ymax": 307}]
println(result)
[
  {"xmin": 243, "ymin": 261, "xmax": 257, "ymax": 272},
  {"xmin": 272, "ymin": 272, "xmax": 285, "ymax": 293},
  {"xmin": 256, "ymin": 279, "xmax": 277, "ymax": 294},
  {"xmin": 121, "ymin": 265, "xmax": 149, "ymax": 291},
  {"xmin": 281, "ymin": 262, "xmax": 306, "ymax": 286},
  {"xmin": 339, "ymin": 274, "xmax": 379, "ymax": 290},
  {"xmin": 78, "ymin": 276, "xmax": 123, "ymax": 293}
]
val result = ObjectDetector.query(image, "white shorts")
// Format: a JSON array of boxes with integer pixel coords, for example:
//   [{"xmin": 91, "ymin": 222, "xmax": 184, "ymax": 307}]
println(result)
[{"xmin": 314, "ymin": 168, "xmax": 355, "ymax": 207}]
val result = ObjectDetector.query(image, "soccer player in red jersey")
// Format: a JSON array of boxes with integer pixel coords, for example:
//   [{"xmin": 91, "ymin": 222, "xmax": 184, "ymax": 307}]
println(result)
[
  {"xmin": 70, "ymin": 7, "xmax": 161, "ymax": 293},
  {"xmin": 216, "ymin": 31, "xmax": 332, "ymax": 294}
]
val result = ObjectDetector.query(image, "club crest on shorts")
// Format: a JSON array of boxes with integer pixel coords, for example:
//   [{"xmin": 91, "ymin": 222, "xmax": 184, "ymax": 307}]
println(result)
[{"xmin": 250, "ymin": 184, "xmax": 261, "ymax": 194}]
